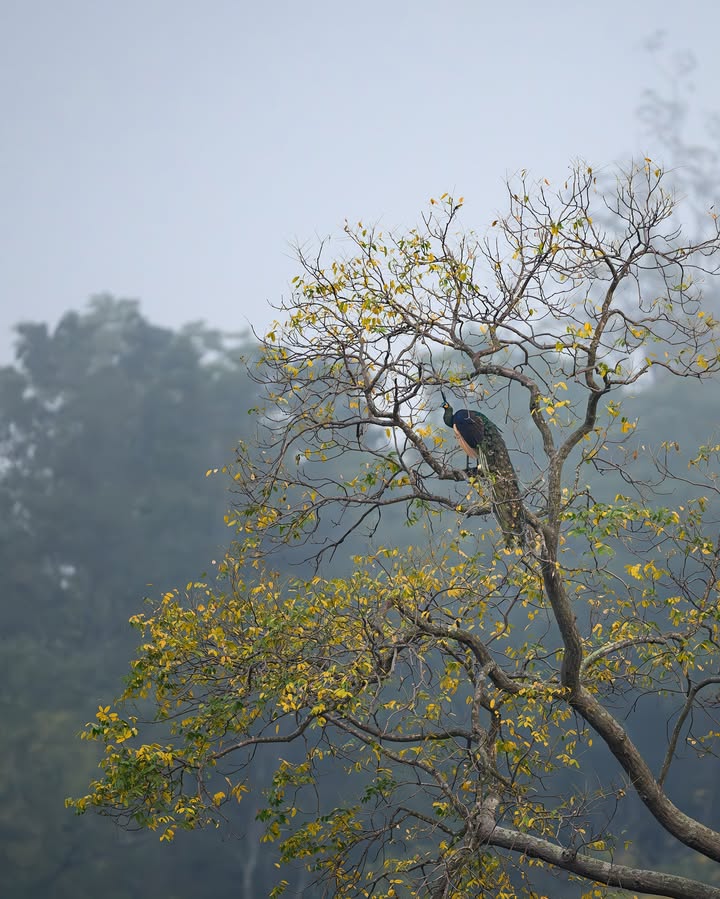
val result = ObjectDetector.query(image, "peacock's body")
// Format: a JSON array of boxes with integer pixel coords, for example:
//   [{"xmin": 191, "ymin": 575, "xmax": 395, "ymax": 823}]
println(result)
[{"xmin": 441, "ymin": 396, "xmax": 525, "ymax": 547}]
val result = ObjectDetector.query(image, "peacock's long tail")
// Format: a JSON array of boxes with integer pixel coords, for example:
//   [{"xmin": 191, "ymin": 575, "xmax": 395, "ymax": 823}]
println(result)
[{"xmin": 487, "ymin": 442, "xmax": 525, "ymax": 548}]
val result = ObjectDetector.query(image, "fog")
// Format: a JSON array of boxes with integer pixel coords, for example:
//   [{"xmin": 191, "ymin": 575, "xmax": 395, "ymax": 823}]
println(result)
[{"xmin": 2, "ymin": 1, "xmax": 718, "ymax": 356}]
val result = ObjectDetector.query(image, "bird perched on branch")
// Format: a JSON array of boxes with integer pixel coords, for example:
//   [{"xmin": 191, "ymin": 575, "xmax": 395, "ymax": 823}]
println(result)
[{"xmin": 441, "ymin": 391, "xmax": 525, "ymax": 547}]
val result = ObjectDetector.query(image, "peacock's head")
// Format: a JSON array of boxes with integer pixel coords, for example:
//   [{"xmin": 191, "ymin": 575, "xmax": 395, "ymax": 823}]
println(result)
[{"xmin": 440, "ymin": 390, "xmax": 454, "ymax": 426}]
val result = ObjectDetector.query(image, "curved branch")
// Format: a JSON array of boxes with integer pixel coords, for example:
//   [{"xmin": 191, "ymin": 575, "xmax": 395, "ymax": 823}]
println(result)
[
  {"xmin": 659, "ymin": 676, "xmax": 720, "ymax": 787},
  {"xmin": 483, "ymin": 824, "xmax": 720, "ymax": 899},
  {"xmin": 572, "ymin": 686, "xmax": 720, "ymax": 862},
  {"xmin": 395, "ymin": 609, "xmax": 521, "ymax": 697},
  {"xmin": 581, "ymin": 633, "xmax": 686, "ymax": 675},
  {"xmin": 211, "ymin": 716, "xmax": 315, "ymax": 761}
]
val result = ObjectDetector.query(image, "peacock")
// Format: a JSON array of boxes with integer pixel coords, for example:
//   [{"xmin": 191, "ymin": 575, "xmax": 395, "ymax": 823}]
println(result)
[{"xmin": 441, "ymin": 391, "xmax": 525, "ymax": 547}]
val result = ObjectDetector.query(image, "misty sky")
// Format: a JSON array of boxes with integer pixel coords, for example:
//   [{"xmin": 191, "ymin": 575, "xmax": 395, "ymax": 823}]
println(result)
[{"xmin": 2, "ymin": 1, "xmax": 719, "ymax": 358}]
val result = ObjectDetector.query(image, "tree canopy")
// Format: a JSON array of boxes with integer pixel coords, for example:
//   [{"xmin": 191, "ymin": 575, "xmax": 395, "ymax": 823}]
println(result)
[
  {"xmin": 0, "ymin": 297, "xmax": 270, "ymax": 898},
  {"xmin": 70, "ymin": 163, "xmax": 720, "ymax": 898},
  {"xmin": 0, "ymin": 294, "xmax": 249, "ymax": 637}
]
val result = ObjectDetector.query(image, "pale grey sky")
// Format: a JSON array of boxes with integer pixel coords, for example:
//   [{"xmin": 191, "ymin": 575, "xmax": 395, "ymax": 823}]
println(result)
[{"xmin": 2, "ymin": 1, "xmax": 718, "ymax": 356}]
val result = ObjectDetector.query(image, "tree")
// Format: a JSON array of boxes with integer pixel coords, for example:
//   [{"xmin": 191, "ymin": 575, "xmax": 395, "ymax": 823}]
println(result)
[
  {"xmin": 70, "ymin": 163, "xmax": 720, "ymax": 898},
  {"xmin": 0, "ymin": 297, "xmax": 281, "ymax": 898},
  {"xmin": 639, "ymin": 37, "xmax": 720, "ymax": 238}
]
